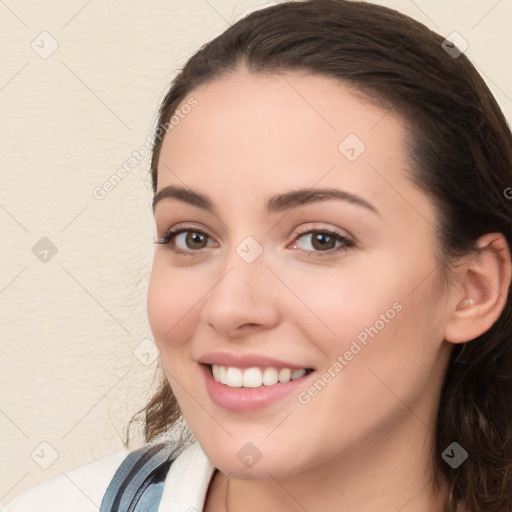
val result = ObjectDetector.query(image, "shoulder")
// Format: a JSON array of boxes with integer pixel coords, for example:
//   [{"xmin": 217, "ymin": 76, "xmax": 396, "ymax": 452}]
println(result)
[
  {"xmin": 98, "ymin": 440, "xmax": 214, "ymax": 512},
  {"xmin": 2, "ymin": 451, "xmax": 129, "ymax": 512}
]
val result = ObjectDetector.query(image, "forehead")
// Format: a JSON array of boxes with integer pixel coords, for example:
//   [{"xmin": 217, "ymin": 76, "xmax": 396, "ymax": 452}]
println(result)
[
  {"xmin": 163, "ymin": 69, "xmax": 391, "ymax": 160},
  {"xmin": 156, "ymin": 68, "xmax": 435, "ymax": 226}
]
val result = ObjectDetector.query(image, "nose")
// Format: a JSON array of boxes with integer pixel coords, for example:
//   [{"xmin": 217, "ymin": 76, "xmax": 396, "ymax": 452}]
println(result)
[{"xmin": 199, "ymin": 251, "xmax": 281, "ymax": 338}]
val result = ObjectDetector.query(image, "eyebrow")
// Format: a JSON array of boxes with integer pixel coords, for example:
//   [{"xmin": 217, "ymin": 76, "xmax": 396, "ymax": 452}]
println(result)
[{"xmin": 152, "ymin": 185, "xmax": 379, "ymax": 216}]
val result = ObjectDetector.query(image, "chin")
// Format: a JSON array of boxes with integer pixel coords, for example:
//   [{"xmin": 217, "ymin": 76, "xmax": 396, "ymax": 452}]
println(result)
[{"xmin": 203, "ymin": 440, "xmax": 303, "ymax": 479}]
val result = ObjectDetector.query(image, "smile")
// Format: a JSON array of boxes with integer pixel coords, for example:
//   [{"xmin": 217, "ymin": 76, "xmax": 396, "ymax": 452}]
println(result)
[
  {"xmin": 200, "ymin": 362, "xmax": 316, "ymax": 411},
  {"xmin": 211, "ymin": 364, "xmax": 313, "ymax": 388}
]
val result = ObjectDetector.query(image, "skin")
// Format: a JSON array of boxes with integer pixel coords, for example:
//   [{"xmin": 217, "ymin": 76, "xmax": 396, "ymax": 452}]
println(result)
[{"xmin": 147, "ymin": 68, "xmax": 510, "ymax": 512}]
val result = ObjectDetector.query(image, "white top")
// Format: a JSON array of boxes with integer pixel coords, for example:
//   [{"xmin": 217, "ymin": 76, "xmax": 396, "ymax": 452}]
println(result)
[{"xmin": 2, "ymin": 442, "xmax": 216, "ymax": 512}]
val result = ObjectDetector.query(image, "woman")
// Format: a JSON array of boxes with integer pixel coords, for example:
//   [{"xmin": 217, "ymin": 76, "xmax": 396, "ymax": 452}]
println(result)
[{"xmin": 5, "ymin": 1, "xmax": 511, "ymax": 511}]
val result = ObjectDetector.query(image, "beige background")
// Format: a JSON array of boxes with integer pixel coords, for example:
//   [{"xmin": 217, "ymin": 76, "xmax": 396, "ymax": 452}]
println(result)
[{"xmin": 1, "ymin": 0, "xmax": 511, "ymax": 505}]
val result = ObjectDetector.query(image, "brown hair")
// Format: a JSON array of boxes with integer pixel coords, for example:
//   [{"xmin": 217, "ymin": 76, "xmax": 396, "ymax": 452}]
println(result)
[{"xmin": 131, "ymin": 1, "xmax": 512, "ymax": 510}]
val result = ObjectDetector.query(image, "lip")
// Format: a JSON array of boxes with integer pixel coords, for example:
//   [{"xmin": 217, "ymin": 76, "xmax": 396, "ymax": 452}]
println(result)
[
  {"xmin": 199, "ymin": 363, "xmax": 315, "ymax": 412},
  {"xmin": 198, "ymin": 352, "xmax": 313, "ymax": 370}
]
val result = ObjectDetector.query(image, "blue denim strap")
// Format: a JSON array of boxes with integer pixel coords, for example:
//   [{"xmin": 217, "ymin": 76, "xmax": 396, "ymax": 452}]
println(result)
[{"xmin": 99, "ymin": 442, "xmax": 176, "ymax": 512}]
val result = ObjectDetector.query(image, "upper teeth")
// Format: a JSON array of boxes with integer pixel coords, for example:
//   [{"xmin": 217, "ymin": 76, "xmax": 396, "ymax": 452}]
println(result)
[{"xmin": 212, "ymin": 365, "xmax": 307, "ymax": 388}]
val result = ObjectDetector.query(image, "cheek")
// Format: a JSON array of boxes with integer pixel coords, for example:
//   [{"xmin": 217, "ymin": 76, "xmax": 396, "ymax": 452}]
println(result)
[
  {"xmin": 283, "ymin": 259, "xmax": 401, "ymax": 351},
  {"xmin": 289, "ymin": 248, "xmax": 445, "ymax": 373},
  {"xmin": 147, "ymin": 257, "xmax": 198, "ymax": 348},
  {"xmin": 286, "ymin": 270, "xmax": 444, "ymax": 447},
  {"xmin": 326, "ymin": 267, "xmax": 445, "ymax": 408},
  {"xmin": 146, "ymin": 261, "xmax": 169, "ymax": 342}
]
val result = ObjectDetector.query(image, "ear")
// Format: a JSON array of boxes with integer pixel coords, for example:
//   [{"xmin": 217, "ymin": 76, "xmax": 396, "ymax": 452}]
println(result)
[{"xmin": 444, "ymin": 233, "xmax": 511, "ymax": 344}]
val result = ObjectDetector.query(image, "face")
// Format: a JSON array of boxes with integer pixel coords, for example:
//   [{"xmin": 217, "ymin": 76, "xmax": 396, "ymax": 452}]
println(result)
[{"xmin": 147, "ymin": 68, "xmax": 453, "ymax": 479}]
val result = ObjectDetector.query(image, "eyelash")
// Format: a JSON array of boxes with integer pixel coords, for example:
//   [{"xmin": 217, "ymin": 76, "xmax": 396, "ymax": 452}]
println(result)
[{"xmin": 155, "ymin": 225, "xmax": 355, "ymax": 258}]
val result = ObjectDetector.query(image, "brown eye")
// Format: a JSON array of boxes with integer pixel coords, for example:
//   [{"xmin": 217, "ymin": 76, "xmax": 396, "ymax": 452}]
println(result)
[
  {"xmin": 310, "ymin": 232, "xmax": 337, "ymax": 251},
  {"xmin": 292, "ymin": 229, "xmax": 355, "ymax": 257},
  {"xmin": 183, "ymin": 231, "xmax": 208, "ymax": 249},
  {"xmin": 155, "ymin": 228, "xmax": 216, "ymax": 255}
]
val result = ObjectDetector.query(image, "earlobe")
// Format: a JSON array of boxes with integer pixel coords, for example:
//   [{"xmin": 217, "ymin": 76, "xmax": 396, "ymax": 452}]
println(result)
[{"xmin": 444, "ymin": 233, "xmax": 511, "ymax": 344}]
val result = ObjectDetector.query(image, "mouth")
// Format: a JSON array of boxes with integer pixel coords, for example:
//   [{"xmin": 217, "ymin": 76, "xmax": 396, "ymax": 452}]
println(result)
[
  {"xmin": 203, "ymin": 363, "xmax": 315, "ymax": 388},
  {"xmin": 197, "ymin": 351, "xmax": 318, "ymax": 411}
]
